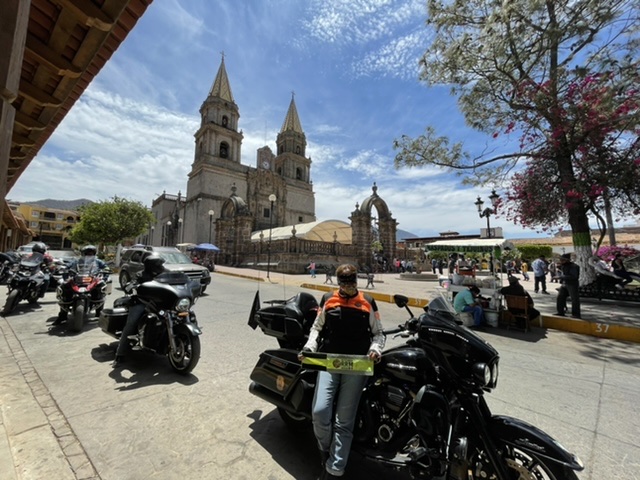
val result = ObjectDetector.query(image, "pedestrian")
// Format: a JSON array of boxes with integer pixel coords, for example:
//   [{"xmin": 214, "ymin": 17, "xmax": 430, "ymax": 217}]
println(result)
[
  {"xmin": 431, "ymin": 257, "xmax": 438, "ymax": 274},
  {"xmin": 298, "ymin": 264, "xmax": 385, "ymax": 479},
  {"xmin": 453, "ymin": 285, "xmax": 486, "ymax": 328},
  {"xmin": 521, "ymin": 259, "xmax": 530, "ymax": 281},
  {"xmin": 531, "ymin": 254, "xmax": 549, "ymax": 294},
  {"xmin": 556, "ymin": 253, "xmax": 581, "ymax": 319},
  {"xmin": 324, "ymin": 264, "xmax": 334, "ymax": 284},
  {"xmin": 365, "ymin": 272, "xmax": 375, "ymax": 289},
  {"xmin": 437, "ymin": 259, "xmax": 443, "ymax": 275},
  {"xmin": 307, "ymin": 260, "xmax": 317, "ymax": 278},
  {"xmin": 548, "ymin": 260, "xmax": 558, "ymax": 282}
]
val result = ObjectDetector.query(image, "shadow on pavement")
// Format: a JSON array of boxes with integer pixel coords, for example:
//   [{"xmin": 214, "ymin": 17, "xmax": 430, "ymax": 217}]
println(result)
[{"xmin": 89, "ymin": 343, "xmax": 200, "ymax": 390}]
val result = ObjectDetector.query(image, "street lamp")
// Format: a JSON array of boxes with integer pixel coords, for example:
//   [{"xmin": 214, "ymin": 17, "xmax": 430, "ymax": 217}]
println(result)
[
  {"xmin": 150, "ymin": 226, "xmax": 155, "ymax": 246},
  {"xmin": 178, "ymin": 217, "xmax": 184, "ymax": 243},
  {"xmin": 267, "ymin": 194, "xmax": 277, "ymax": 279},
  {"xmin": 208, "ymin": 210, "xmax": 214, "ymax": 243},
  {"xmin": 474, "ymin": 190, "xmax": 500, "ymax": 273},
  {"xmin": 166, "ymin": 221, "xmax": 172, "ymax": 246},
  {"xmin": 474, "ymin": 190, "xmax": 500, "ymax": 238}
]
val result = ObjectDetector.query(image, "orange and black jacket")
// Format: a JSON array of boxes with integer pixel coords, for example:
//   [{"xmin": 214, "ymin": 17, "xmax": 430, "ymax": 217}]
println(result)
[{"xmin": 304, "ymin": 290, "xmax": 385, "ymax": 356}]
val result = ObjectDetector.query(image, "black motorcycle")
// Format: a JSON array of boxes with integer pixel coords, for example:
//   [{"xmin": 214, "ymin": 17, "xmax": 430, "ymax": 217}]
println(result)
[
  {"xmin": 0, "ymin": 252, "xmax": 20, "ymax": 285},
  {"xmin": 247, "ymin": 291, "xmax": 584, "ymax": 479},
  {"xmin": 99, "ymin": 271, "xmax": 202, "ymax": 374},
  {"xmin": 2, "ymin": 252, "xmax": 50, "ymax": 315}
]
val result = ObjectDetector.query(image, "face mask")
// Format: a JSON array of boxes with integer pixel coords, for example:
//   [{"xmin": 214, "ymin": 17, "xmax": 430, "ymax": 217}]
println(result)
[{"xmin": 339, "ymin": 283, "xmax": 358, "ymax": 296}]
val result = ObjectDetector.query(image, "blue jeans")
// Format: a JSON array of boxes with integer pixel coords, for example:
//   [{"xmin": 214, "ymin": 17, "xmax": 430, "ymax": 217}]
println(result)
[
  {"xmin": 312, "ymin": 371, "xmax": 367, "ymax": 476},
  {"xmin": 462, "ymin": 305, "xmax": 485, "ymax": 326},
  {"xmin": 115, "ymin": 303, "xmax": 145, "ymax": 357}
]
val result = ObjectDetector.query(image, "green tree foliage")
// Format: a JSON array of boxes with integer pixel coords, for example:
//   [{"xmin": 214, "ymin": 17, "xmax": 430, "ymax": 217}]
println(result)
[
  {"xmin": 516, "ymin": 245, "xmax": 553, "ymax": 262},
  {"xmin": 393, "ymin": 0, "xmax": 639, "ymax": 283},
  {"xmin": 68, "ymin": 196, "xmax": 154, "ymax": 246}
]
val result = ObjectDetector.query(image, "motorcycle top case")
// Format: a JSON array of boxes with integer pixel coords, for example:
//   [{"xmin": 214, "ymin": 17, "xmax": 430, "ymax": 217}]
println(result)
[
  {"xmin": 98, "ymin": 307, "xmax": 128, "ymax": 335},
  {"xmin": 251, "ymin": 292, "xmax": 318, "ymax": 342}
]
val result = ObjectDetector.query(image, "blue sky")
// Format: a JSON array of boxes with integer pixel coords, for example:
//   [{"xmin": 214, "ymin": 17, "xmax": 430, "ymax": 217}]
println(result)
[{"xmin": 9, "ymin": 0, "xmax": 549, "ymax": 239}]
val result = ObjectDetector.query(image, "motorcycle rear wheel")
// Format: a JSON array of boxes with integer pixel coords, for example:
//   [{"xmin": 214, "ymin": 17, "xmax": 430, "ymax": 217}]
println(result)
[
  {"xmin": 3, "ymin": 290, "xmax": 20, "ymax": 315},
  {"xmin": 68, "ymin": 304, "xmax": 85, "ymax": 333},
  {"xmin": 168, "ymin": 333, "xmax": 201, "ymax": 374},
  {"xmin": 277, "ymin": 407, "xmax": 311, "ymax": 432},
  {"xmin": 472, "ymin": 444, "xmax": 580, "ymax": 480}
]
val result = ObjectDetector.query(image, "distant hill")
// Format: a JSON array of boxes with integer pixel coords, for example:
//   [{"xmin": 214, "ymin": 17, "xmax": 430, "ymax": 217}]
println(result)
[
  {"xmin": 397, "ymin": 229, "xmax": 418, "ymax": 241},
  {"xmin": 24, "ymin": 199, "xmax": 93, "ymax": 211}
]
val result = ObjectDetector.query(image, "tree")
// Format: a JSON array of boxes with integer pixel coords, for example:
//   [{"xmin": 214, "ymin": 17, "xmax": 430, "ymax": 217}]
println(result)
[
  {"xmin": 68, "ymin": 196, "xmax": 155, "ymax": 247},
  {"xmin": 393, "ymin": 0, "xmax": 639, "ymax": 283}
]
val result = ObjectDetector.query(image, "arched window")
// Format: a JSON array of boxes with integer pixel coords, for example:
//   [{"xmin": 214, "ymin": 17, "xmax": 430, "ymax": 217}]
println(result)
[
  {"xmin": 296, "ymin": 167, "xmax": 302, "ymax": 180},
  {"xmin": 222, "ymin": 115, "xmax": 229, "ymax": 127},
  {"xmin": 296, "ymin": 146, "xmax": 301, "ymax": 154},
  {"xmin": 220, "ymin": 142, "xmax": 229, "ymax": 158}
]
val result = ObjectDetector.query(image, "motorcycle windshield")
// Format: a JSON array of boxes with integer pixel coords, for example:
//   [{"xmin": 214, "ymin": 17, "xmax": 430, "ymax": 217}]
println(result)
[
  {"xmin": 20, "ymin": 252, "xmax": 44, "ymax": 268},
  {"xmin": 76, "ymin": 256, "xmax": 101, "ymax": 275}
]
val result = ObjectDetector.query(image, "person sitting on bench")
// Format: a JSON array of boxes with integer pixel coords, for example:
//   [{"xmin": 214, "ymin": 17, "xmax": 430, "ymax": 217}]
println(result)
[{"xmin": 500, "ymin": 276, "xmax": 540, "ymax": 322}]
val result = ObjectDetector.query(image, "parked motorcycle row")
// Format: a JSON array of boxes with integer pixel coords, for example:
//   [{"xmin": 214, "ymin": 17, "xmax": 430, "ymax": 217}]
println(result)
[
  {"xmin": 247, "ymin": 290, "xmax": 584, "ymax": 480},
  {"xmin": 1, "ymin": 249, "xmax": 202, "ymax": 375}
]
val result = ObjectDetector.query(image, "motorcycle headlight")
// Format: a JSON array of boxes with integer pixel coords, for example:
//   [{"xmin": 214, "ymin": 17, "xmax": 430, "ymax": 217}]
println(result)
[
  {"xmin": 176, "ymin": 298, "xmax": 191, "ymax": 312},
  {"xmin": 490, "ymin": 361, "xmax": 499, "ymax": 388},
  {"xmin": 472, "ymin": 362, "xmax": 491, "ymax": 387}
]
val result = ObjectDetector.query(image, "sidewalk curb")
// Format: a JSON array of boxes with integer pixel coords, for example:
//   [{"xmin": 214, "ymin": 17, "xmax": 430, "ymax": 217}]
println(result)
[
  {"xmin": 0, "ymin": 316, "xmax": 100, "ymax": 480},
  {"xmin": 217, "ymin": 270, "xmax": 640, "ymax": 343},
  {"xmin": 539, "ymin": 314, "xmax": 640, "ymax": 343}
]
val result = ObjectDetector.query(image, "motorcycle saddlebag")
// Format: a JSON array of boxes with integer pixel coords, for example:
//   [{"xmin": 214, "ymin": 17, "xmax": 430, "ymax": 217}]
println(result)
[
  {"xmin": 249, "ymin": 348, "xmax": 313, "ymax": 407},
  {"xmin": 98, "ymin": 307, "xmax": 128, "ymax": 335}
]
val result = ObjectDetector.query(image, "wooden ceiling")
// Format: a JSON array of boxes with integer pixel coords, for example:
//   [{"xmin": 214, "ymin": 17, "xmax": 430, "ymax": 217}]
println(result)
[{"xmin": 8, "ymin": 0, "xmax": 153, "ymax": 191}]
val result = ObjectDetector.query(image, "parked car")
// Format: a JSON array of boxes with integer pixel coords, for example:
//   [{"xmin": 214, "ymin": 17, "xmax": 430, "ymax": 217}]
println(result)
[
  {"xmin": 118, "ymin": 246, "xmax": 211, "ymax": 293},
  {"xmin": 16, "ymin": 242, "xmax": 37, "ymax": 257}
]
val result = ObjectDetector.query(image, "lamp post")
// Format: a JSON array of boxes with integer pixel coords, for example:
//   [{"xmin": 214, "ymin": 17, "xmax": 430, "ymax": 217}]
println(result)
[
  {"xmin": 208, "ymin": 210, "xmax": 214, "ymax": 243},
  {"xmin": 266, "ymin": 194, "xmax": 276, "ymax": 280},
  {"xmin": 474, "ymin": 190, "xmax": 500, "ymax": 273},
  {"xmin": 150, "ymin": 226, "xmax": 154, "ymax": 245},
  {"xmin": 166, "ymin": 221, "xmax": 172, "ymax": 246},
  {"xmin": 178, "ymin": 217, "xmax": 184, "ymax": 243}
]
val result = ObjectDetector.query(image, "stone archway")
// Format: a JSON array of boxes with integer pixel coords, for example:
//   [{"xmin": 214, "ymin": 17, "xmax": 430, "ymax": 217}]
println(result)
[
  {"xmin": 349, "ymin": 183, "xmax": 397, "ymax": 270},
  {"xmin": 216, "ymin": 186, "xmax": 253, "ymax": 266}
]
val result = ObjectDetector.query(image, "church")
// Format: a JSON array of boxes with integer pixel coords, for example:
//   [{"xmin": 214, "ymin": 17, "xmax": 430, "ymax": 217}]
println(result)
[{"xmin": 148, "ymin": 57, "xmax": 397, "ymax": 273}]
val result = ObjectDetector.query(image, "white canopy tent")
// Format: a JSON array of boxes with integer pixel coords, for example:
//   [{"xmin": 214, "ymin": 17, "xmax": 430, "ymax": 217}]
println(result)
[{"xmin": 250, "ymin": 219, "xmax": 352, "ymax": 243}]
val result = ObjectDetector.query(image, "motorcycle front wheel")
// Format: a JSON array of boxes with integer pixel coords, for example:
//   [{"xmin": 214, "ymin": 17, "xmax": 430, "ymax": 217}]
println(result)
[
  {"xmin": 68, "ymin": 304, "xmax": 85, "ymax": 333},
  {"xmin": 471, "ymin": 443, "xmax": 580, "ymax": 480},
  {"xmin": 168, "ymin": 333, "xmax": 201, "ymax": 374},
  {"xmin": 3, "ymin": 290, "xmax": 20, "ymax": 315}
]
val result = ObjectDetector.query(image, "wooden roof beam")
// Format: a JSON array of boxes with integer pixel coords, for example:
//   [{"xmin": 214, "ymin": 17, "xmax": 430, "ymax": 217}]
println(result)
[
  {"xmin": 12, "ymin": 132, "xmax": 35, "ymax": 147},
  {"xmin": 54, "ymin": 0, "xmax": 116, "ymax": 32},
  {"xmin": 25, "ymin": 34, "xmax": 83, "ymax": 78},
  {"xmin": 18, "ymin": 80, "xmax": 63, "ymax": 107},
  {"xmin": 14, "ymin": 111, "xmax": 47, "ymax": 131}
]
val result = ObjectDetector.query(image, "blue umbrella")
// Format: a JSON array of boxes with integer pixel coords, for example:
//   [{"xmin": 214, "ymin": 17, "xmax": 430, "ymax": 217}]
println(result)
[{"xmin": 194, "ymin": 243, "xmax": 220, "ymax": 252}]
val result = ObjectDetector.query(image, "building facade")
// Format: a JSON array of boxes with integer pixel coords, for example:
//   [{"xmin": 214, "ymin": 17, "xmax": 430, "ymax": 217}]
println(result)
[{"xmin": 153, "ymin": 57, "xmax": 316, "ymax": 250}]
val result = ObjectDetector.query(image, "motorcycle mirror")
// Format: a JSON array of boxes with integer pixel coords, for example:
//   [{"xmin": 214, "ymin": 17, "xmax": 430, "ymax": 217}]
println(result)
[{"xmin": 393, "ymin": 294, "xmax": 409, "ymax": 308}]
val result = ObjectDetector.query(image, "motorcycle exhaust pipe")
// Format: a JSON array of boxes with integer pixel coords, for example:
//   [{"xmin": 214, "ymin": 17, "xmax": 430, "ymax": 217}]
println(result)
[{"xmin": 248, "ymin": 382, "xmax": 311, "ymax": 419}]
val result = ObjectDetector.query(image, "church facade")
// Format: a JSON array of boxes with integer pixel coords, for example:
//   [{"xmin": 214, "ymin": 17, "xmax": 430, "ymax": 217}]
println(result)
[
  {"xmin": 177, "ymin": 57, "xmax": 316, "ymax": 251},
  {"xmin": 147, "ymin": 57, "xmax": 397, "ymax": 273}
]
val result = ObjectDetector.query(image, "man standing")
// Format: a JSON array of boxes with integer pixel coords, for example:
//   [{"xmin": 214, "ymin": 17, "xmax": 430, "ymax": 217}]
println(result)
[
  {"xmin": 531, "ymin": 255, "xmax": 549, "ymax": 294},
  {"xmin": 299, "ymin": 264, "xmax": 385, "ymax": 479},
  {"xmin": 556, "ymin": 253, "xmax": 581, "ymax": 319}
]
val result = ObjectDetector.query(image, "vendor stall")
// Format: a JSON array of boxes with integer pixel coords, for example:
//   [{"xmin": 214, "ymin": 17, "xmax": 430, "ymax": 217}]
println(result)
[{"xmin": 426, "ymin": 238, "xmax": 516, "ymax": 326}]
